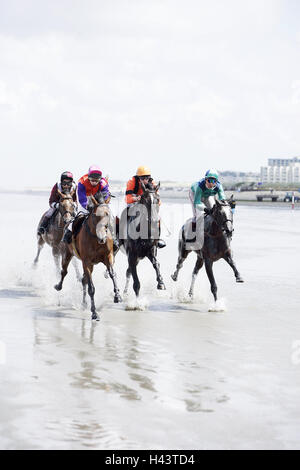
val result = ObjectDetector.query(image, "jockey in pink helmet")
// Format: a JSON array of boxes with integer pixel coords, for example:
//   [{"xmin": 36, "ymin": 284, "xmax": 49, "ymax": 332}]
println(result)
[
  {"xmin": 63, "ymin": 165, "xmax": 118, "ymax": 249},
  {"xmin": 77, "ymin": 165, "xmax": 110, "ymax": 210}
]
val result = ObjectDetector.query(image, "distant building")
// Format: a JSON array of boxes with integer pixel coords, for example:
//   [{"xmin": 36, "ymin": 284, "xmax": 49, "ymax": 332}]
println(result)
[
  {"xmin": 219, "ymin": 171, "xmax": 260, "ymax": 184},
  {"xmin": 261, "ymin": 157, "xmax": 300, "ymax": 183}
]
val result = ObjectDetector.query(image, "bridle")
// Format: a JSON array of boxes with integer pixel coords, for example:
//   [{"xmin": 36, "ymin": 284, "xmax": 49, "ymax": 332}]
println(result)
[
  {"xmin": 209, "ymin": 203, "xmax": 234, "ymax": 237},
  {"xmin": 140, "ymin": 190, "xmax": 160, "ymax": 223},
  {"xmin": 58, "ymin": 195, "xmax": 77, "ymax": 221}
]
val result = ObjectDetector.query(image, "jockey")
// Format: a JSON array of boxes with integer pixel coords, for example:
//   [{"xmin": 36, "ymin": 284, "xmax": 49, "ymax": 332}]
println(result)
[
  {"xmin": 63, "ymin": 165, "xmax": 117, "ymax": 247},
  {"xmin": 124, "ymin": 166, "xmax": 165, "ymax": 248},
  {"xmin": 77, "ymin": 165, "xmax": 111, "ymax": 210},
  {"xmin": 126, "ymin": 166, "xmax": 154, "ymax": 205},
  {"xmin": 37, "ymin": 171, "xmax": 77, "ymax": 236},
  {"xmin": 189, "ymin": 169, "xmax": 226, "ymax": 219}
]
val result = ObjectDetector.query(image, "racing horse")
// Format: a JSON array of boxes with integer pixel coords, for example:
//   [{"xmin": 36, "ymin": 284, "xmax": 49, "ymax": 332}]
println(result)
[
  {"xmin": 171, "ymin": 197, "xmax": 244, "ymax": 302},
  {"xmin": 34, "ymin": 189, "xmax": 77, "ymax": 272},
  {"xmin": 119, "ymin": 181, "xmax": 166, "ymax": 298},
  {"xmin": 54, "ymin": 191, "xmax": 122, "ymax": 321}
]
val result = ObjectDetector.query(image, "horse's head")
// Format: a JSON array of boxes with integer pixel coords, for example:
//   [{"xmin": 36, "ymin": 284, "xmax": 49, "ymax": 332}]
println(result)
[
  {"xmin": 211, "ymin": 198, "xmax": 234, "ymax": 237},
  {"xmin": 88, "ymin": 191, "xmax": 110, "ymax": 244},
  {"xmin": 140, "ymin": 181, "xmax": 161, "ymax": 223},
  {"xmin": 57, "ymin": 189, "xmax": 77, "ymax": 225},
  {"xmin": 94, "ymin": 190, "xmax": 107, "ymax": 206}
]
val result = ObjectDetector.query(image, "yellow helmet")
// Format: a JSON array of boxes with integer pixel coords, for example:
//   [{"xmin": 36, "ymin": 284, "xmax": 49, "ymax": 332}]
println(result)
[{"xmin": 136, "ymin": 166, "xmax": 151, "ymax": 177}]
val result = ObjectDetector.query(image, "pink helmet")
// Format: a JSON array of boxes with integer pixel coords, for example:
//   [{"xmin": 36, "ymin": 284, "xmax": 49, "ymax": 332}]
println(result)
[{"xmin": 88, "ymin": 165, "xmax": 102, "ymax": 179}]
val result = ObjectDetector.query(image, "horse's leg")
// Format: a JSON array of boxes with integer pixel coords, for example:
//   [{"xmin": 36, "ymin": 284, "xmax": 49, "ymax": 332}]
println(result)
[
  {"xmin": 82, "ymin": 272, "xmax": 88, "ymax": 308},
  {"xmin": 129, "ymin": 256, "xmax": 140, "ymax": 297},
  {"xmin": 54, "ymin": 249, "xmax": 73, "ymax": 291},
  {"xmin": 83, "ymin": 263, "xmax": 99, "ymax": 321},
  {"xmin": 171, "ymin": 239, "xmax": 190, "ymax": 281},
  {"xmin": 72, "ymin": 257, "xmax": 82, "ymax": 282},
  {"xmin": 223, "ymin": 251, "xmax": 244, "ymax": 283},
  {"xmin": 123, "ymin": 266, "xmax": 131, "ymax": 295},
  {"xmin": 106, "ymin": 264, "xmax": 122, "ymax": 303},
  {"xmin": 52, "ymin": 246, "xmax": 61, "ymax": 276},
  {"xmin": 188, "ymin": 253, "xmax": 204, "ymax": 298},
  {"xmin": 147, "ymin": 252, "xmax": 166, "ymax": 290},
  {"xmin": 33, "ymin": 234, "xmax": 45, "ymax": 265},
  {"xmin": 204, "ymin": 259, "xmax": 217, "ymax": 301}
]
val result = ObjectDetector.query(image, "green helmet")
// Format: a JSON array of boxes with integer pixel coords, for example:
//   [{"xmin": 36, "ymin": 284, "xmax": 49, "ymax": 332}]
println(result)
[{"xmin": 205, "ymin": 168, "xmax": 219, "ymax": 181}]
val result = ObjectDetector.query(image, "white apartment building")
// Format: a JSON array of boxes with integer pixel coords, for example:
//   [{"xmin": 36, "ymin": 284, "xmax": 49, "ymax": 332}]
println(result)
[{"xmin": 260, "ymin": 157, "xmax": 300, "ymax": 183}]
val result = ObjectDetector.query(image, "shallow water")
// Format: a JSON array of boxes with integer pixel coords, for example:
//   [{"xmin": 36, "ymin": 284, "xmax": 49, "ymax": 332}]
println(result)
[{"xmin": 0, "ymin": 192, "xmax": 300, "ymax": 449}]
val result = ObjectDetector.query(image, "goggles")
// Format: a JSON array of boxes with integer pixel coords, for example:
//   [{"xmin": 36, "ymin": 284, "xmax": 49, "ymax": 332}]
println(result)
[
  {"xmin": 139, "ymin": 175, "xmax": 150, "ymax": 180},
  {"xmin": 206, "ymin": 178, "xmax": 217, "ymax": 184},
  {"xmin": 89, "ymin": 177, "xmax": 101, "ymax": 183}
]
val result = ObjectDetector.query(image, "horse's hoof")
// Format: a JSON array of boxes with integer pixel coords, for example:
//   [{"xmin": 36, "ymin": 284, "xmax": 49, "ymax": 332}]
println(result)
[
  {"xmin": 91, "ymin": 313, "xmax": 100, "ymax": 321},
  {"xmin": 114, "ymin": 295, "xmax": 122, "ymax": 303},
  {"xmin": 171, "ymin": 274, "xmax": 177, "ymax": 282},
  {"xmin": 54, "ymin": 284, "xmax": 62, "ymax": 291},
  {"xmin": 157, "ymin": 283, "xmax": 166, "ymax": 290},
  {"xmin": 236, "ymin": 277, "xmax": 244, "ymax": 283}
]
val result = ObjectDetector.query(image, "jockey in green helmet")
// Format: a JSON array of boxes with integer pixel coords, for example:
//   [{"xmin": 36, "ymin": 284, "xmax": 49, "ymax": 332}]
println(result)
[{"xmin": 189, "ymin": 169, "xmax": 226, "ymax": 218}]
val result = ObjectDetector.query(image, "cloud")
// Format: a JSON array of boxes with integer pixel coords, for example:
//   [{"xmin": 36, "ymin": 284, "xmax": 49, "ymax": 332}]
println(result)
[{"xmin": 0, "ymin": 0, "xmax": 300, "ymax": 186}]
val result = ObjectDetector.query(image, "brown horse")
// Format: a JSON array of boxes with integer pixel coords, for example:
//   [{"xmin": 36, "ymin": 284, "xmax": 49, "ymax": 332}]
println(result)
[
  {"xmin": 54, "ymin": 191, "xmax": 122, "ymax": 321},
  {"xmin": 34, "ymin": 189, "xmax": 77, "ymax": 272}
]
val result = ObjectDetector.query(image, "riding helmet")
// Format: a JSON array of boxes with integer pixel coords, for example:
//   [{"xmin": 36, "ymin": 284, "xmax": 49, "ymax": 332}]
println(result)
[
  {"xmin": 88, "ymin": 165, "xmax": 102, "ymax": 179},
  {"xmin": 205, "ymin": 169, "xmax": 219, "ymax": 181},
  {"xmin": 136, "ymin": 166, "xmax": 151, "ymax": 177},
  {"xmin": 61, "ymin": 171, "xmax": 74, "ymax": 182}
]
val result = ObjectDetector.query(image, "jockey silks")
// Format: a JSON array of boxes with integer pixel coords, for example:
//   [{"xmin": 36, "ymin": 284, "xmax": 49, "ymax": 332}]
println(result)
[
  {"xmin": 190, "ymin": 178, "xmax": 226, "ymax": 212},
  {"xmin": 77, "ymin": 174, "xmax": 110, "ymax": 209}
]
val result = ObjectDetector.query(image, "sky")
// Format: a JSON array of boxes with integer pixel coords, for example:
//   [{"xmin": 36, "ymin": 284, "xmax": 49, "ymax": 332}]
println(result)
[{"xmin": 1, "ymin": 0, "xmax": 300, "ymax": 188}]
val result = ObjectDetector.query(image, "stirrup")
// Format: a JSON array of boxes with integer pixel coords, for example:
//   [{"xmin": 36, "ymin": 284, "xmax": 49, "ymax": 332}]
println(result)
[{"xmin": 157, "ymin": 239, "xmax": 166, "ymax": 249}]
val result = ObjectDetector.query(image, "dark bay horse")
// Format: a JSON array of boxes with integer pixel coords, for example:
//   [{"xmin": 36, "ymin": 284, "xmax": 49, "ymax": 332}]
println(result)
[
  {"xmin": 34, "ymin": 189, "xmax": 77, "ymax": 271},
  {"xmin": 171, "ymin": 198, "xmax": 244, "ymax": 302},
  {"xmin": 54, "ymin": 191, "xmax": 122, "ymax": 320},
  {"xmin": 120, "ymin": 182, "xmax": 166, "ymax": 298}
]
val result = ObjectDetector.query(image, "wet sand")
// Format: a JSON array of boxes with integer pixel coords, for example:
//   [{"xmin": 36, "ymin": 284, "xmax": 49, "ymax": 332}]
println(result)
[{"xmin": 0, "ymin": 193, "xmax": 300, "ymax": 449}]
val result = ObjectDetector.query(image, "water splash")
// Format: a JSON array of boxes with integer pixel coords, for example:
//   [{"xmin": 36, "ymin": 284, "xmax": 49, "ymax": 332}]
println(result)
[
  {"xmin": 208, "ymin": 298, "xmax": 227, "ymax": 313},
  {"xmin": 124, "ymin": 295, "xmax": 149, "ymax": 311}
]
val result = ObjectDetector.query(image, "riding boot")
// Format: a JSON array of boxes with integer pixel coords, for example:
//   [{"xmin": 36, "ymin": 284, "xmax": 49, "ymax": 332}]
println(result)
[
  {"xmin": 38, "ymin": 216, "xmax": 50, "ymax": 235},
  {"xmin": 109, "ymin": 226, "xmax": 119, "ymax": 250},
  {"xmin": 113, "ymin": 238, "xmax": 120, "ymax": 251},
  {"xmin": 157, "ymin": 239, "xmax": 166, "ymax": 248},
  {"xmin": 157, "ymin": 220, "xmax": 166, "ymax": 248}
]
